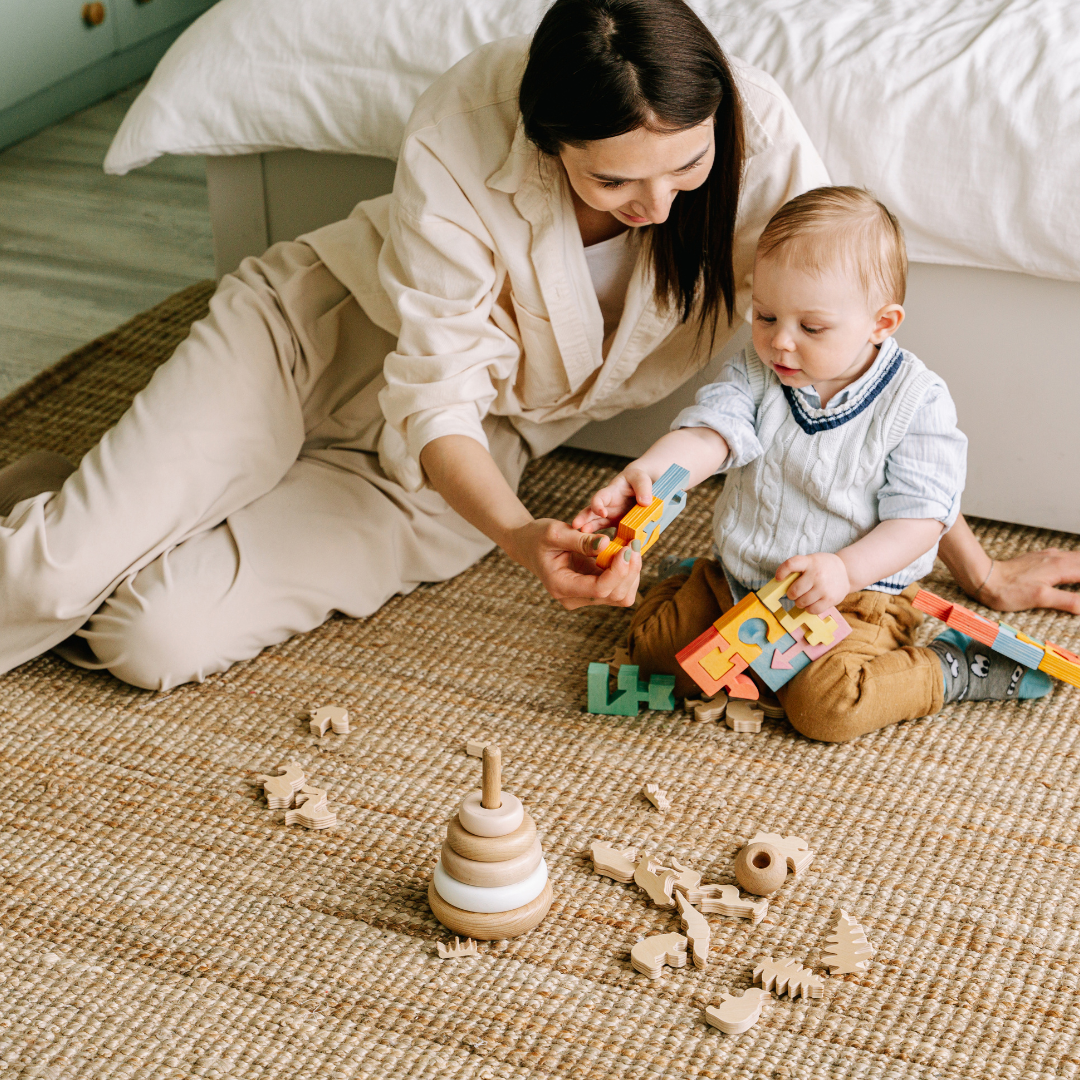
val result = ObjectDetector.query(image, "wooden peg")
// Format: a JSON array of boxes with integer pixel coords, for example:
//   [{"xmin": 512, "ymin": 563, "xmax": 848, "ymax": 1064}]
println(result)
[{"xmin": 482, "ymin": 744, "xmax": 502, "ymax": 810}]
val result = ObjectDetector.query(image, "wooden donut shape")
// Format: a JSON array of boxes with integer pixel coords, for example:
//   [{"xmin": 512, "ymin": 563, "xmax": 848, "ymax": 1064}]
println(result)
[
  {"xmin": 733, "ymin": 841, "xmax": 787, "ymax": 896},
  {"xmin": 446, "ymin": 812, "xmax": 537, "ymax": 862},
  {"xmin": 440, "ymin": 836, "xmax": 543, "ymax": 888},
  {"xmin": 458, "ymin": 789, "xmax": 523, "ymax": 837},
  {"xmin": 428, "ymin": 879, "xmax": 553, "ymax": 940}
]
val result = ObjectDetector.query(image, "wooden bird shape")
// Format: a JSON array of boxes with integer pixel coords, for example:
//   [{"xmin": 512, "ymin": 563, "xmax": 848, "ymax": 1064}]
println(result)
[
  {"xmin": 257, "ymin": 763, "xmax": 306, "ymax": 809},
  {"xmin": 704, "ymin": 988, "xmax": 771, "ymax": 1034},
  {"xmin": 630, "ymin": 932, "xmax": 687, "ymax": 977}
]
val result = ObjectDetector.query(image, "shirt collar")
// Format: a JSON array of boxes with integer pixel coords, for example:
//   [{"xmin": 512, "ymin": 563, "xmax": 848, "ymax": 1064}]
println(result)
[{"xmin": 795, "ymin": 338, "xmax": 900, "ymax": 413}]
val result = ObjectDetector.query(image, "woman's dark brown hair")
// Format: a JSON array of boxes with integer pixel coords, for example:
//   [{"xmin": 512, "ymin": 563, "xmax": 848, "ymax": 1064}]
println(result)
[{"xmin": 519, "ymin": 0, "xmax": 745, "ymax": 338}]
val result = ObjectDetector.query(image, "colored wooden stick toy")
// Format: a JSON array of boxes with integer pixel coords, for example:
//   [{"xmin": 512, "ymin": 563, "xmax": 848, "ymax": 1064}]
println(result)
[{"xmin": 595, "ymin": 463, "xmax": 690, "ymax": 569}]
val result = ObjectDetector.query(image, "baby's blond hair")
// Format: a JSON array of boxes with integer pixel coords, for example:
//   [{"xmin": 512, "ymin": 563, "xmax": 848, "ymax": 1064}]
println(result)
[{"xmin": 757, "ymin": 186, "xmax": 907, "ymax": 307}]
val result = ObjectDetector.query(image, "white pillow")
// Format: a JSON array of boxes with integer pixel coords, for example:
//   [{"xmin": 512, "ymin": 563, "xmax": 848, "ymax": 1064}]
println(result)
[{"xmin": 104, "ymin": 0, "xmax": 1080, "ymax": 284}]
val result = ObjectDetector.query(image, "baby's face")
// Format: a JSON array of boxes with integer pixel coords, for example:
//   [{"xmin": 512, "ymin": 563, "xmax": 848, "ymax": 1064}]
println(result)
[{"xmin": 751, "ymin": 254, "xmax": 899, "ymax": 397}]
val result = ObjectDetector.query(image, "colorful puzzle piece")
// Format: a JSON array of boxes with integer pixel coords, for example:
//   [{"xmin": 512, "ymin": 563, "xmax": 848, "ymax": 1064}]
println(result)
[
  {"xmin": 677, "ymin": 574, "xmax": 851, "ymax": 697},
  {"xmin": 587, "ymin": 663, "xmax": 676, "ymax": 715},
  {"xmin": 595, "ymin": 464, "xmax": 689, "ymax": 568},
  {"xmin": 913, "ymin": 586, "xmax": 1080, "ymax": 689}
]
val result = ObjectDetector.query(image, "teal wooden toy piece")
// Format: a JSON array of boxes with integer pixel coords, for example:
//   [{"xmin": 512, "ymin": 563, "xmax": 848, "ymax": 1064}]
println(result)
[
  {"xmin": 587, "ymin": 662, "xmax": 676, "ymax": 715},
  {"xmin": 992, "ymin": 623, "xmax": 1045, "ymax": 668}
]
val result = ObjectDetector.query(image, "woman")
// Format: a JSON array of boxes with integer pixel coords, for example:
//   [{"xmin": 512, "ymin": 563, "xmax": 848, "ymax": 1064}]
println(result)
[{"xmin": 0, "ymin": 0, "xmax": 1074, "ymax": 690}]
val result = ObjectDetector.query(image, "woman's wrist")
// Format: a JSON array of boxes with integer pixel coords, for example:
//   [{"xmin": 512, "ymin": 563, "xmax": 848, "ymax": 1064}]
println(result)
[{"xmin": 937, "ymin": 515, "xmax": 994, "ymax": 599}]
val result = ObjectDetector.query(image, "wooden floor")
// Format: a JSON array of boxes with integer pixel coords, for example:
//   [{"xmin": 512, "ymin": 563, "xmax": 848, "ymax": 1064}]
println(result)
[{"xmin": 0, "ymin": 83, "xmax": 214, "ymax": 399}]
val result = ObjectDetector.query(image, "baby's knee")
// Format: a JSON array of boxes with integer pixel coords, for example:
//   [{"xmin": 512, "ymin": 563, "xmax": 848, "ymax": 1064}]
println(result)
[
  {"xmin": 82, "ymin": 575, "xmax": 230, "ymax": 691},
  {"xmin": 781, "ymin": 659, "xmax": 868, "ymax": 743}
]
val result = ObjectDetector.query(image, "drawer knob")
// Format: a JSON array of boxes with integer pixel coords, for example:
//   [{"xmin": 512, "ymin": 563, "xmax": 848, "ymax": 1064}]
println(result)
[{"xmin": 82, "ymin": 2, "xmax": 106, "ymax": 25}]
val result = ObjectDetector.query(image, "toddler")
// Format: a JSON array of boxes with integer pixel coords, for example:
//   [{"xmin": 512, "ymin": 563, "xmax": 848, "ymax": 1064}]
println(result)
[{"xmin": 575, "ymin": 187, "xmax": 1050, "ymax": 742}]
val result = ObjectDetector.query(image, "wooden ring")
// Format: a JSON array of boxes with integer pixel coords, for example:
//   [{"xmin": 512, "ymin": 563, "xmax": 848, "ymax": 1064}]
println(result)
[
  {"xmin": 446, "ymin": 812, "xmax": 536, "ymax": 862},
  {"xmin": 440, "ymin": 836, "xmax": 542, "ymax": 888},
  {"xmin": 457, "ymin": 789, "xmax": 523, "ymax": 837},
  {"xmin": 432, "ymin": 858, "xmax": 547, "ymax": 913},
  {"xmin": 428, "ymin": 879, "xmax": 553, "ymax": 941}
]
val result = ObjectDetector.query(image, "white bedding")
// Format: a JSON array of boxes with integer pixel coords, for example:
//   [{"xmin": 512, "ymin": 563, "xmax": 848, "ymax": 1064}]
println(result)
[{"xmin": 104, "ymin": 0, "xmax": 1080, "ymax": 284}]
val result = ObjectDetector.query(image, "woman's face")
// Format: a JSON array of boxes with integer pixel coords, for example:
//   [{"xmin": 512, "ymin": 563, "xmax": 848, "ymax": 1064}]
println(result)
[{"xmin": 558, "ymin": 118, "xmax": 715, "ymax": 227}]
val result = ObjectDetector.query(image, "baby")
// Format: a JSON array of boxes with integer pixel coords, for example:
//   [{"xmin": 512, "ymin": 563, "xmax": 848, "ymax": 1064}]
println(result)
[{"xmin": 575, "ymin": 186, "xmax": 1050, "ymax": 742}]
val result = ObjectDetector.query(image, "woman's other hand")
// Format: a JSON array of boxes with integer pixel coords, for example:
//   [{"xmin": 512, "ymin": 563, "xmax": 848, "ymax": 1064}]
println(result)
[{"xmin": 505, "ymin": 518, "xmax": 642, "ymax": 610}]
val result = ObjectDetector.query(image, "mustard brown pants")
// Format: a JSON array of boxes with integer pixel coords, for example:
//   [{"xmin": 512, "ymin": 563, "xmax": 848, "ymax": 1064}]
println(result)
[{"xmin": 627, "ymin": 558, "xmax": 946, "ymax": 742}]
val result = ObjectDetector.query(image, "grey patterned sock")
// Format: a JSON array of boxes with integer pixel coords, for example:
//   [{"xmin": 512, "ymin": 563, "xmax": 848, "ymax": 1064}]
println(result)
[{"xmin": 929, "ymin": 628, "xmax": 1051, "ymax": 703}]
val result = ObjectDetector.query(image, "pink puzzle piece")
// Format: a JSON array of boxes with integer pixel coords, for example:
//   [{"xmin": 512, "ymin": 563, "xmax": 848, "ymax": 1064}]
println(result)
[{"xmin": 770, "ymin": 608, "xmax": 853, "ymax": 669}]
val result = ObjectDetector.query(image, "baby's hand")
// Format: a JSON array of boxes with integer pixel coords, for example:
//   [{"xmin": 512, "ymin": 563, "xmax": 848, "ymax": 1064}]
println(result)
[
  {"xmin": 571, "ymin": 462, "xmax": 656, "ymax": 535},
  {"xmin": 776, "ymin": 553, "xmax": 851, "ymax": 614}
]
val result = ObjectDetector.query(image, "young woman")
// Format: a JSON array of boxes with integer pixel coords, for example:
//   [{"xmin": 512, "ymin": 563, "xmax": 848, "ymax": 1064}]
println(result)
[{"xmin": 0, "ymin": 0, "xmax": 1074, "ymax": 690}]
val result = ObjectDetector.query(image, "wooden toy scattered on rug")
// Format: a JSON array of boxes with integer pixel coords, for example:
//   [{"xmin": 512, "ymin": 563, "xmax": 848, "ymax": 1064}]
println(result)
[
  {"xmin": 466, "ymin": 738, "xmax": 494, "ymax": 758},
  {"xmin": 437, "ymin": 937, "xmax": 479, "ymax": 960},
  {"xmin": 675, "ymin": 891, "xmax": 711, "ymax": 969},
  {"xmin": 668, "ymin": 858, "xmax": 702, "ymax": 896},
  {"xmin": 428, "ymin": 744, "xmax": 552, "ymax": 941},
  {"xmin": 704, "ymin": 988, "xmax": 771, "ymax": 1035},
  {"xmin": 726, "ymin": 699, "xmax": 765, "ymax": 733},
  {"xmin": 590, "ymin": 841, "xmax": 638, "ymax": 884},
  {"xmin": 642, "ymin": 783, "xmax": 672, "ymax": 812},
  {"xmin": 687, "ymin": 884, "xmax": 768, "ymax": 924},
  {"xmin": 587, "ymin": 662, "xmax": 676, "ymax": 715},
  {"xmin": 309, "ymin": 705, "xmax": 349, "ymax": 736},
  {"xmin": 677, "ymin": 571, "xmax": 852, "ymax": 700},
  {"xmin": 734, "ymin": 841, "xmax": 787, "ymax": 896},
  {"xmin": 634, "ymin": 857, "xmax": 679, "ymax": 908},
  {"xmin": 686, "ymin": 691, "xmax": 728, "ymax": 722},
  {"xmin": 753, "ymin": 957, "xmax": 824, "ymax": 1001},
  {"xmin": 630, "ymin": 932, "xmax": 688, "ymax": 979},
  {"xmin": 284, "ymin": 784, "xmax": 338, "ymax": 830},
  {"xmin": 823, "ymin": 909, "xmax": 875, "ymax": 974},
  {"xmin": 595, "ymin": 463, "xmax": 690, "ymax": 570},
  {"xmin": 750, "ymin": 832, "xmax": 815, "ymax": 875},
  {"xmin": 258, "ymin": 763, "xmax": 306, "ymax": 809},
  {"xmin": 911, "ymin": 587, "xmax": 1080, "ymax": 687}
]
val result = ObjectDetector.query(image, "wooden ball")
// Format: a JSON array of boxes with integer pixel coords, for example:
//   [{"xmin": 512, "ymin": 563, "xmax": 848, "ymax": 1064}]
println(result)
[
  {"xmin": 446, "ymin": 811, "xmax": 537, "ymax": 862},
  {"xmin": 733, "ymin": 841, "xmax": 786, "ymax": 896},
  {"xmin": 428, "ymin": 878, "xmax": 553, "ymax": 940}
]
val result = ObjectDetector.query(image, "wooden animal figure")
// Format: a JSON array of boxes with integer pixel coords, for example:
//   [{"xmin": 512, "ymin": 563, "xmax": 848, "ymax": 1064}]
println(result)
[
  {"xmin": 590, "ymin": 841, "xmax": 638, "ymax": 884},
  {"xmin": 668, "ymin": 858, "xmax": 702, "ymax": 896},
  {"xmin": 753, "ymin": 957, "xmax": 824, "ymax": 1001},
  {"xmin": 689, "ymin": 884, "xmax": 768, "ymax": 924},
  {"xmin": 822, "ymin": 909, "xmax": 875, "ymax": 974},
  {"xmin": 437, "ymin": 937, "xmax": 479, "ymax": 960},
  {"xmin": 704, "ymin": 988, "xmax": 771, "ymax": 1035},
  {"xmin": 630, "ymin": 932, "xmax": 688, "ymax": 979},
  {"xmin": 750, "ymin": 832, "xmax": 815, "ymax": 874},
  {"xmin": 675, "ymin": 891, "xmax": 710, "ymax": 969},
  {"xmin": 634, "ymin": 857, "xmax": 678, "ymax": 907},
  {"xmin": 284, "ymin": 784, "xmax": 337, "ymax": 829},
  {"xmin": 642, "ymin": 783, "xmax": 671, "ymax": 812},
  {"xmin": 257, "ymin": 763, "xmax": 306, "ymax": 809},
  {"xmin": 310, "ymin": 705, "xmax": 349, "ymax": 736}
]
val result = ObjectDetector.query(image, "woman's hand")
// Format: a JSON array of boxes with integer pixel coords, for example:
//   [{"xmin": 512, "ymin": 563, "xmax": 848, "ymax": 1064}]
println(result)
[
  {"xmin": 939, "ymin": 516, "xmax": 1080, "ymax": 615},
  {"xmin": 504, "ymin": 518, "xmax": 642, "ymax": 610},
  {"xmin": 571, "ymin": 462, "xmax": 655, "ymax": 534},
  {"xmin": 776, "ymin": 553, "xmax": 851, "ymax": 614}
]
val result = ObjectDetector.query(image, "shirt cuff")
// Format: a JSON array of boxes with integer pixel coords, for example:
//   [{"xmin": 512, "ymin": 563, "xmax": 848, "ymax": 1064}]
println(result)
[{"xmin": 878, "ymin": 489, "xmax": 962, "ymax": 530}]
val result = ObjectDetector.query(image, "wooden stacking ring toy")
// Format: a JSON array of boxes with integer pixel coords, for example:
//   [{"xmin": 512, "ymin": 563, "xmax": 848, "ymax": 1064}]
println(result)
[
  {"xmin": 440, "ymin": 835, "xmax": 543, "ymax": 887},
  {"xmin": 429, "ymin": 744, "xmax": 553, "ymax": 940}
]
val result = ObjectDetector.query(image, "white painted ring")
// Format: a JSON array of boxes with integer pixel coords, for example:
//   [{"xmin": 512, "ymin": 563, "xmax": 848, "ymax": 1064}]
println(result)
[
  {"xmin": 432, "ymin": 857, "xmax": 548, "ymax": 914},
  {"xmin": 457, "ymin": 789, "xmax": 523, "ymax": 837}
]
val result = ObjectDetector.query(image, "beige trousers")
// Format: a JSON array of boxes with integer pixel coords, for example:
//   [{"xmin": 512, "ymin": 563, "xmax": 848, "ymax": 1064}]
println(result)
[{"xmin": 0, "ymin": 242, "xmax": 530, "ymax": 690}]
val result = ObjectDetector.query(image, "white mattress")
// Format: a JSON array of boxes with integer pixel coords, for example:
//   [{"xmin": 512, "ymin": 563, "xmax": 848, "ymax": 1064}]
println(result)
[{"xmin": 104, "ymin": 0, "xmax": 1080, "ymax": 284}]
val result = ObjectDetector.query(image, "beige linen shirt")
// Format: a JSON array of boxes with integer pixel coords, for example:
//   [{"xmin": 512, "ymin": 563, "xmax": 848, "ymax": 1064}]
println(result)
[{"xmin": 304, "ymin": 36, "xmax": 828, "ymax": 492}]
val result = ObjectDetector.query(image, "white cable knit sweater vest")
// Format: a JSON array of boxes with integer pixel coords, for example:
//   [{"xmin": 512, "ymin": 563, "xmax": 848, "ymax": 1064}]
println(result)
[{"xmin": 715, "ymin": 340, "xmax": 942, "ymax": 594}]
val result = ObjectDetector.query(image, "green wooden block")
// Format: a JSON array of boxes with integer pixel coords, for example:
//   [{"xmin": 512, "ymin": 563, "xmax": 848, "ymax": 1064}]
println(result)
[{"xmin": 648, "ymin": 674, "xmax": 676, "ymax": 711}]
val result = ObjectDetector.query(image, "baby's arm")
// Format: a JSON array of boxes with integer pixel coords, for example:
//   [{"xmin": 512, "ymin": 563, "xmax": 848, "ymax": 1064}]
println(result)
[
  {"xmin": 779, "ymin": 519, "xmax": 945, "ymax": 614},
  {"xmin": 572, "ymin": 428, "xmax": 730, "ymax": 534}
]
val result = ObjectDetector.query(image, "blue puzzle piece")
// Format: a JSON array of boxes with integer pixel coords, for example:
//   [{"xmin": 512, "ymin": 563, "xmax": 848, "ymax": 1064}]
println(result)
[
  {"xmin": 652, "ymin": 464, "xmax": 691, "ymax": 501},
  {"xmin": 588, "ymin": 663, "xmax": 677, "ymax": 715},
  {"xmin": 992, "ymin": 624, "xmax": 1045, "ymax": 668},
  {"xmin": 738, "ymin": 617, "xmax": 807, "ymax": 692}
]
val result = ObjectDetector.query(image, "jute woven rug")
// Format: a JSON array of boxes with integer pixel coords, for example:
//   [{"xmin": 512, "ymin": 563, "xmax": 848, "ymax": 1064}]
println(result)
[{"xmin": 1, "ymin": 283, "xmax": 1078, "ymax": 1080}]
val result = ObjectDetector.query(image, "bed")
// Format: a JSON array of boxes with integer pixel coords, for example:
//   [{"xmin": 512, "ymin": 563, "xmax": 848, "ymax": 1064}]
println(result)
[{"xmin": 102, "ymin": 0, "xmax": 1080, "ymax": 534}]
